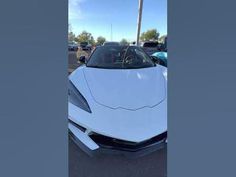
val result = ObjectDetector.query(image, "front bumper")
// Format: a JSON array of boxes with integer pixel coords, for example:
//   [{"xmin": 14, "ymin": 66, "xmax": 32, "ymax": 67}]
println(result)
[{"xmin": 69, "ymin": 121, "xmax": 167, "ymax": 158}]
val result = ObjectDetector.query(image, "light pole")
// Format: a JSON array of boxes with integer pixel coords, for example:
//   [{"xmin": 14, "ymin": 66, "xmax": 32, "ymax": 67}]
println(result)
[
  {"xmin": 136, "ymin": 0, "xmax": 143, "ymax": 46},
  {"xmin": 111, "ymin": 23, "xmax": 113, "ymax": 41}
]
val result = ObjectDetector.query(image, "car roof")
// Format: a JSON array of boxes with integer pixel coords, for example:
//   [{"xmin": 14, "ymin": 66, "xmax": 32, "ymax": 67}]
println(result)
[{"xmin": 103, "ymin": 41, "xmax": 120, "ymax": 46}]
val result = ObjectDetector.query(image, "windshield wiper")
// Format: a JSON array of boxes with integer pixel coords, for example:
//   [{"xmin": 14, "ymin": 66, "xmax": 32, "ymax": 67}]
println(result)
[{"xmin": 121, "ymin": 45, "xmax": 130, "ymax": 68}]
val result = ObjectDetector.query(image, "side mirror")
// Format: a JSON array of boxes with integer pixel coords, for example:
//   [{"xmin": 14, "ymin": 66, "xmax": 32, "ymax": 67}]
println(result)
[
  {"xmin": 151, "ymin": 56, "xmax": 167, "ymax": 67},
  {"xmin": 79, "ymin": 56, "xmax": 86, "ymax": 63},
  {"xmin": 151, "ymin": 56, "xmax": 160, "ymax": 63}
]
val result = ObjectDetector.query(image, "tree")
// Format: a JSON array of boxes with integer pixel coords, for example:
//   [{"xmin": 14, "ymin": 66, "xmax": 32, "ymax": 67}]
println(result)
[
  {"xmin": 96, "ymin": 36, "xmax": 106, "ymax": 45},
  {"xmin": 158, "ymin": 35, "xmax": 167, "ymax": 43},
  {"xmin": 68, "ymin": 23, "xmax": 75, "ymax": 42},
  {"xmin": 140, "ymin": 29, "xmax": 160, "ymax": 41},
  {"xmin": 68, "ymin": 31, "xmax": 75, "ymax": 42},
  {"xmin": 120, "ymin": 38, "xmax": 129, "ymax": 45},
  {"xmin": 76, "ymin": 31, "xmax": 95, "ymax": 45}
]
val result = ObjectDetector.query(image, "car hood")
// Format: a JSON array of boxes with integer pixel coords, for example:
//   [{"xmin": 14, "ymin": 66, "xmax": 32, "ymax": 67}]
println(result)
[{"xmin": 83, "ymin": 67, "xmax": 166, "ymax": 110}]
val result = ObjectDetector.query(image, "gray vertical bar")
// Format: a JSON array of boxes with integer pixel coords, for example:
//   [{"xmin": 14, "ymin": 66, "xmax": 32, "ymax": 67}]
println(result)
[
  {"xmin": 0, "ymin": 0, "xmax": 68, "ymax": 177},
  {"xmin": 169, "ymin": 0, "xmax": 236, "ymax": 177},
  {"xmin": 136, "ymin": 0, "xmax": 143, "ymax": 46}
]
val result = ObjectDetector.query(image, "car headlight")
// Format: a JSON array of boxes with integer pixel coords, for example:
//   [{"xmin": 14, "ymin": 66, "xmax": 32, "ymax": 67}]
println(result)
[{"xmin": 68, "ymin": 80, "xmax": 92, "ymax": 113}]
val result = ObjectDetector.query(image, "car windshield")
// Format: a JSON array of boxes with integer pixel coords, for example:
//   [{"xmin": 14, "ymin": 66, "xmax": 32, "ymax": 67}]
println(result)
[{"xmin": 86, "ymin": 46, "xmax": 155, "ymax": 69}]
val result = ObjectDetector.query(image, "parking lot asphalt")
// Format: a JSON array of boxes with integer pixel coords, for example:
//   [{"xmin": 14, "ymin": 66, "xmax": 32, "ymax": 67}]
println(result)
[
  {"xmin": 68, "ymin": 51, "xmax": 167, "ymax": 177},
  {"xmin": 68, "ymin": 51, "xmax": 79, "ymax": 74},
  {"xmin": 69, "ymin": 138, "xmax": 167, "ymax": 177}
]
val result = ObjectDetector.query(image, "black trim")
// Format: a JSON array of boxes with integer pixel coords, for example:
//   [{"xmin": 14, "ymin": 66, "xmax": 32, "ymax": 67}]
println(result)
[
  {"xmin": 69, "ymin": 130, "xmax": 167, "ymax": 158},
  {"xmin": 68, "ymin": 119, "xmax": 167, "ymax": 157},
  {"xmin": 68, "ymin": 119, "xmax": 86, "ymax": 132},
  {"xmin": 89, "ymin": 131, "xmax": 167, "ymax": 152},
  {"xmin": 68, "ymin": 80, "xmax": 92, "ymax": 113}
]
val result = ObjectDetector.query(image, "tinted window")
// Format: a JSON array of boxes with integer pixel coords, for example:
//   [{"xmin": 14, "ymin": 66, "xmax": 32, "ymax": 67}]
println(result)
[
  {"xmin": 103, "ymin": 42, "xmax": 120, "ymax": 46},
  {"xmin": 86, "ymin": 46, "xmax": 155, "ymax": 69},
  {"xmin": 143, "ymin": 42, "xmax": 158, "ymax": 48}
]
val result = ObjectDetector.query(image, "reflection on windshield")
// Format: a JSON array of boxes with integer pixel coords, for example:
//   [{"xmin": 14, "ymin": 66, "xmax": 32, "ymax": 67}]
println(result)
[{"xmin": 86, "ymin": 46, "xmax": 155, "ymax": 69}]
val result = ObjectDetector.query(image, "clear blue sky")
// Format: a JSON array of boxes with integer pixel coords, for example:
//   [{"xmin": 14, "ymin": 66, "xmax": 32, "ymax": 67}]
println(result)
[{"xmin": 69, "ymin": 0, "xmax": 167, "ymax": 42}]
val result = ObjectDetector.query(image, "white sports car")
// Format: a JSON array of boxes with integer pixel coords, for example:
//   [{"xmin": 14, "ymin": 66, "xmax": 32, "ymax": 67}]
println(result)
[{"xmin": 68, "ymin": 45, "xmax": 167, "ymax": 157}]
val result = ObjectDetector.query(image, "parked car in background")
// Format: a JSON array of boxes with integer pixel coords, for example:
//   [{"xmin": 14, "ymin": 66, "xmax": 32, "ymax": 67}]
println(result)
[
  {"xmin": 68, "ymin": 45, "xmax": 167, "ymax": 157},
  {"xmin": 103, "ymin": 41, "xmax": 120, "ymax": 46},
  {"xmin": 68, "ymin": 42, "xmax": 78, "ymax": 51},
  {"xmin": 79, "ymin": 42, "xmax": 92, "ymax": 51},
  {"xmin": 152, "ymin": 52, "xmax": 167, "ymax": 67},
  {"xmin": 140, "ymin": 41, "xmax": 159, "ymax": 55},
  {"xmin": 76, "ymin": 47, "xmax": 91, "ymax": 63},
  {"xmin": 164, "ymin": 36, "xmax": 167, "ymax": 51},
  {"xmin": 157, "ymin": 43, "xmax": 166, "ymax": 52},
  {"xmin": 130, "ymin": 41, "xmax": 143, "ymax": 46}
]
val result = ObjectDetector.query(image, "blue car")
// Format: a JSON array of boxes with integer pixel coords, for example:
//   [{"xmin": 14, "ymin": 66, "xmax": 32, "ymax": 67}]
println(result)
[{"xmin": 152, "ymin": 52, "xmax": 167, "ymax": 67}]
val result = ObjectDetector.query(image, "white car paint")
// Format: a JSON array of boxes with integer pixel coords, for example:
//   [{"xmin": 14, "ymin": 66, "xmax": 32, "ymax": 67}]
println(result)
[
  {"xmin": 69, "ymin": 65, "xmax": 167, "ymax": 150},
  {"xmin": 69, "ymin": 123, "xmax": 99, "ymax": 150},
  {"xmin": 83, "ymin": 67, "xmax": 166, "ymax": 110}
]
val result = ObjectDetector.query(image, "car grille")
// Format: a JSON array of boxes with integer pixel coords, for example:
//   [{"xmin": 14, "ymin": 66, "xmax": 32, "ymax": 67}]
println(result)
[{"xmin": 89, "ymin": 131, "xmax": 167, "ymax": 152}]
